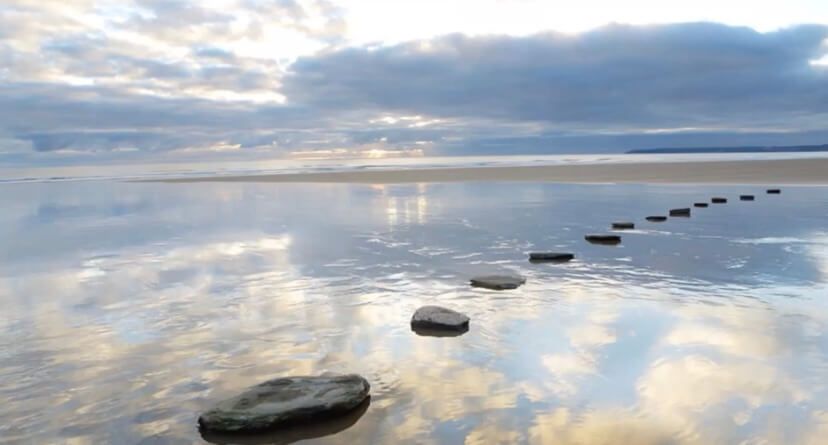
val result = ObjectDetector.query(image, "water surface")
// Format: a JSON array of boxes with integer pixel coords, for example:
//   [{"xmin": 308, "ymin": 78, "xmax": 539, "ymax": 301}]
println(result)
[{"xmin": 1, "ymin": 181, "xmax": 827, "ymax": 444}]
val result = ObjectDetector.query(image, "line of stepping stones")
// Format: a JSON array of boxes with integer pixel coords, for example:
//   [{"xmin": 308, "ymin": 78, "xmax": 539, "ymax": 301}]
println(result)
[{"xmin": 198, "ymin": 187, "xmax": 783, "ymax": 436}]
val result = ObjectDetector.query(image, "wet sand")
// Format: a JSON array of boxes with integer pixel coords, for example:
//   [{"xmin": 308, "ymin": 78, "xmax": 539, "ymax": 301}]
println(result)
[{"xmin": 157, "ymin": 157, "xmax": 828, "ymax": 184}]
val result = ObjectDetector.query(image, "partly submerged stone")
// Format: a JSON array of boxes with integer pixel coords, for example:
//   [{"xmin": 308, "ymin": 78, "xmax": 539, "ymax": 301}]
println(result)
[
  {"xmin": 198, "ymin": 375, "xmax": 371, "ymax": 433},
  {"xmin": 669, "ymin": 208, "xmax": 691, "ymax": 217},
  {"xmin": 529, "ymin": 252, "xmax": 575, "ymax": 262},
  {"xmin": 470, "ymin": 275, "xmax": 526, "ymax": 290},
  {"xmin": 693, "ymin": 202, "xmax": 709, "ymax": 208},
  {"xmin": 611, "ymin": 222, "xmax": 635, "ymax": 230},
  {"xmin": 767, "ymin": 189, "xmax": 781, "ymax": 194},
  {"xmin": 712, "ymin": 197, "xmax": 728, "ymax": 204},
  {"xmin": 740, "ymin": 195, "xmax": 755, "ymax": 201},
  {"xmin": 411, "ymin": 306, "xmax": 470, "ymax": 332},
  {"xmin": 585, "ymin": 234, "xmax": 621, "ymax": 245},
  {"xmin": 645, "ymin": 216, "xmax": 667, "ymax": 222}
]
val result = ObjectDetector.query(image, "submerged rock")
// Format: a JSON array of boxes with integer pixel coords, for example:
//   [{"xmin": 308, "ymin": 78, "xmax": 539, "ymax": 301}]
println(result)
[
  {"xmin": 669, "ymin": 208, "xmax": 691, "ymax": 217},
  {"xmin": 612, "ymin": 222, "xmax": 635, "ymax": 230},
  {"xmin": 470, "ymin": 275, "xmax": 525, "ymax": 290},
  {"xmin": 198, "ymin": 375, "xmax": 371, "ymax": 433},
  {"xmin": 645, "ymin": 216, "xmax": 667, "ymax": 222},
  {"xmin": 585, "ymin": 234, "xmax": 621, "ymax": 245},
  {"xmin": 767, "ymin": 189, "xmax": 781, "ymax": 194},
  {"xmin": 712, "ymin": 197, "xmax": 727, "ymax": 204},
  {"xmin": 694, "ymin": 202, "xmax": 709, "ymax": 208},
  {"xmin": 411, "ymin": 306, "xmax": 470, "ymax": 333},
  {"xmin": 740, "ymin": 195, "xmax": 755, "ymax": 201},
  {"xmin": 529, "ymin": 252, "xmax": 575, "ymax": 262}
]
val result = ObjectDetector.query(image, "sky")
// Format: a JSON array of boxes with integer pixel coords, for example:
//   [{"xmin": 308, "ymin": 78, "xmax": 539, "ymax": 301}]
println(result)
[{"xmin": 1, "ymin": 0, "xmax": 827, "ymax": 165}]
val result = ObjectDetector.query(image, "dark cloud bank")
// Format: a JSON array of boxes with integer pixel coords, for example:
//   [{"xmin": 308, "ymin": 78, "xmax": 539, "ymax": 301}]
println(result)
[{"xmin": 1, "ymin": 22, "xmax": 827, "ymax": 165}]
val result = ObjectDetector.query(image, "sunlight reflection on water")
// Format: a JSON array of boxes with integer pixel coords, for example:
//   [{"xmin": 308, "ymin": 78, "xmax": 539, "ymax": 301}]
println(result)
[{"xmin": 0, "ymin": 181, "xmax": 827, "ymax": 444}]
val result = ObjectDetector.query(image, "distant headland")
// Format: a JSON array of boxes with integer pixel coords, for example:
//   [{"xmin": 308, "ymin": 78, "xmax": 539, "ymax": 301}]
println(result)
[{"xmin": 627, "ymin": 144, "xmax": 828, "ymax": 154}]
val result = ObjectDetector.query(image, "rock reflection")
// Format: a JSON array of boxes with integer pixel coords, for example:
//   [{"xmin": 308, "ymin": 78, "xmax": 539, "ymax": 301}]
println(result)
[
  {"xmin": 411, "ymin": 325, "xmax": 469, "ymax": 337},
  {"xmin": 200, "ymin": 398, "xmax": 371, "ymax": 445}
]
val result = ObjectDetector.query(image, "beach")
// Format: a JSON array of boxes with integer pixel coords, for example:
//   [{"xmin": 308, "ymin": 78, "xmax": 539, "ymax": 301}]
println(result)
[{"xmin": 158, "ymin": 157, "xmax": 828, "ymax": 184}]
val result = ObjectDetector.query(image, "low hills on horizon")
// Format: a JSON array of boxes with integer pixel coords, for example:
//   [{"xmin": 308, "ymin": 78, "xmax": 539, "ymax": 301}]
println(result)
[{"xmin": 627, "ymin": 143, "xmax": 828, "ymax": 154}]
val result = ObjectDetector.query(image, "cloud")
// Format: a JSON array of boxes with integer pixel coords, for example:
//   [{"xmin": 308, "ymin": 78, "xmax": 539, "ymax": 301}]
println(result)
[
  {"xmin": 1, "ymin": 13, "xmax": 828, "ymax": 164},
  {"xmin": 285, "ymin": 23, "xmax": 828, "ymax": 131}
]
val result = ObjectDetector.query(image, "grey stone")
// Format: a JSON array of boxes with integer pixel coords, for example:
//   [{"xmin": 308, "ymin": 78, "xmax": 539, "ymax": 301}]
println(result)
[
  {"xmin": 694, "ymin": 202, "xmax": 708, "ymax": 208},
  {"xmin": 411, "ymin": 306, "xmax": 470, "ymax": 332},
  {"xmin": 470, "ymin": 275, "xmax": 526, "ymax": 290},
  {"xmin": 198, "ymin": 375, "xmax": 370, "ymax": 433},
  {"xmin": 669, "ymin": 208, "xmax": 691, "ymax": 217},
  {"xmin": 645, "ymin": 216, "xmax": 667, "ymax": 222},
  {"xmin": 529, "ymin": 252, "xmax": 575, "ymax": 262},
  {"xmin": 712, "ymin": 197, "xmax": 727, "ymax": 203},
  {"xmin": 612, "ymin": 222, "xmax": 634, "ymax": 230},
  {"xmin": 740, "ymin": 195, "xmax": 755, "ymax": 201},
  {"xmin": 585, "ymin": 234, "xmax": 621, "ymax": 245}
]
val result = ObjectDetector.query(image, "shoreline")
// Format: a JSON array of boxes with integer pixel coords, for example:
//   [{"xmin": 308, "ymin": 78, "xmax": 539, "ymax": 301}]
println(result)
[{"xmin": 153, "ymin": 157, "xmax": 828, "ymax": 185}]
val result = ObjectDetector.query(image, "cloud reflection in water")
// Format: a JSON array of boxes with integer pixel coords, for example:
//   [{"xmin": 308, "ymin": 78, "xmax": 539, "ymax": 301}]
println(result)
[{"xmin": 0, "ymin": 181, "xmax": 826, "ymax": 444}]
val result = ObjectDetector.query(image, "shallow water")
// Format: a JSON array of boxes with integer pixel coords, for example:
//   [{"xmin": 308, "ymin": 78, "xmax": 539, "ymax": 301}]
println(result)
[
  {"xmin": 3, "ymin": 151, "xmax": 827, "ymax": 183},
  {"xmin": 1, "ymin": 181, "xmax": 827, "ymax": 444}
]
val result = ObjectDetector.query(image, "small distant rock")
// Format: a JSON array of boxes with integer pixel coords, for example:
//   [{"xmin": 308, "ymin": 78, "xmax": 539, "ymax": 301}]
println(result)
[
  {"xmin": 694, "ymin": 203, "xmax": 708, "ymax": 208},
  {"xmin": 585, "ymin": 234, "xmax": 621, "ymax": 245},
  {"xmin": 740, "ymin": 195, "xmax": 755, "ymax": 201},
  {"xmin": 529, "ymin": 252, "xmax": 575, "ymax": 262},
  {"xmin": 669, "ymin": 208, "xmax": 691, "ymax": 217},
  {"xmin": 198, "ymin": 375, "xmax": 370, "ymax": 433},
  {"xmin": 646, "ymin": 216, "xmax": 667, "ymax": 222},
  {"xmin": 767, "ymin": 189, "xmax": 781, "ymax": 194},
  {"xmin": 612, "ymin": 222, "xmax": 635, "ymax": 230},
  {"xmin": 470, "ymin": 275, "xmax": 526, "ymax": 290},
  {"xmin": 712, "ymin": 197, "xmax": 727, "ymax": 204},
  {"xmin": 411, "ymin": 306, "xmax": 470, "ymax": 332}
]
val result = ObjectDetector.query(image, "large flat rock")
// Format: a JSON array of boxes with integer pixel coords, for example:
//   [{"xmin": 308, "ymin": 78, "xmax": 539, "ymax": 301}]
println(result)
[
  {"xmin": 470, "ymin": 275, "xmax": 525, "ymax": 290},
  {"xmin": 585, "ymin": 234, "xmax": 621, "ymax": 245},
  {"xmin": 199, "ymin": 375, "xmax": 370, "ymax": 433},
  {"xmin": 529, "ymin": 252, "xmax": 575, "ymax": 262},
  {"xmin": 411, "ymin": 306, "xmax": 470, "ymax": 332},
  {"xmin": 611, "ymin": 222, "xmax": 635, "ymax": 230}
]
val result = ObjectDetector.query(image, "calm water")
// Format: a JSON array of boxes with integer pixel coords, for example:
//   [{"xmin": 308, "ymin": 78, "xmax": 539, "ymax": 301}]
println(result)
[
  {"xmin": 1, "ymin": 181, "xmax": 827, "ymax": 444},
  {"xmin": 3, "ymin": 152, "xmax": 828, "ymax": 183}
]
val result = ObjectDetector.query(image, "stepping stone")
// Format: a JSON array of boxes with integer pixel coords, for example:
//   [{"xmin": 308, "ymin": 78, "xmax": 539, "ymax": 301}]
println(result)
[
  {"xmin": 740, "ymin": 195, "xmax": 755, "ymax": 201},
  {"xmin": 198, "ymin": 375, "xmax": 371, "ymax": 433},
  {"xmin": 669, "ymin": 208, "xmax": 691, "ymax": 217},
  {"xmin": 767, "ymin": 189, "xmax": 781, "ymax": 194},
  {"xmin": 411, "ymin": 306, "xmax": 470, "ymax": 333},
  {"xmin": 612, "ymin": 222, "xmax": 635, "ymax": 230},
  {"xmin": 529, "ymin": 252, "xmax": 575, "ymax": 262},
  {"xmin": 712, "ymin": 197, "xmax": 727, "ymax": 204},
  {"xmin": 694, "ymin": 203, "xmax": 708, "ymax": 208},
  {"xmin": 470, "ymin": 275, "xmax": 525, "ymax": 290},
  {"xmin": 585, "ymin": 234, "xmax": 621, "ymax": 245},
  {"xmin": 646, "ymin": 216, "xmax": 667, "ymax": 222}
]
